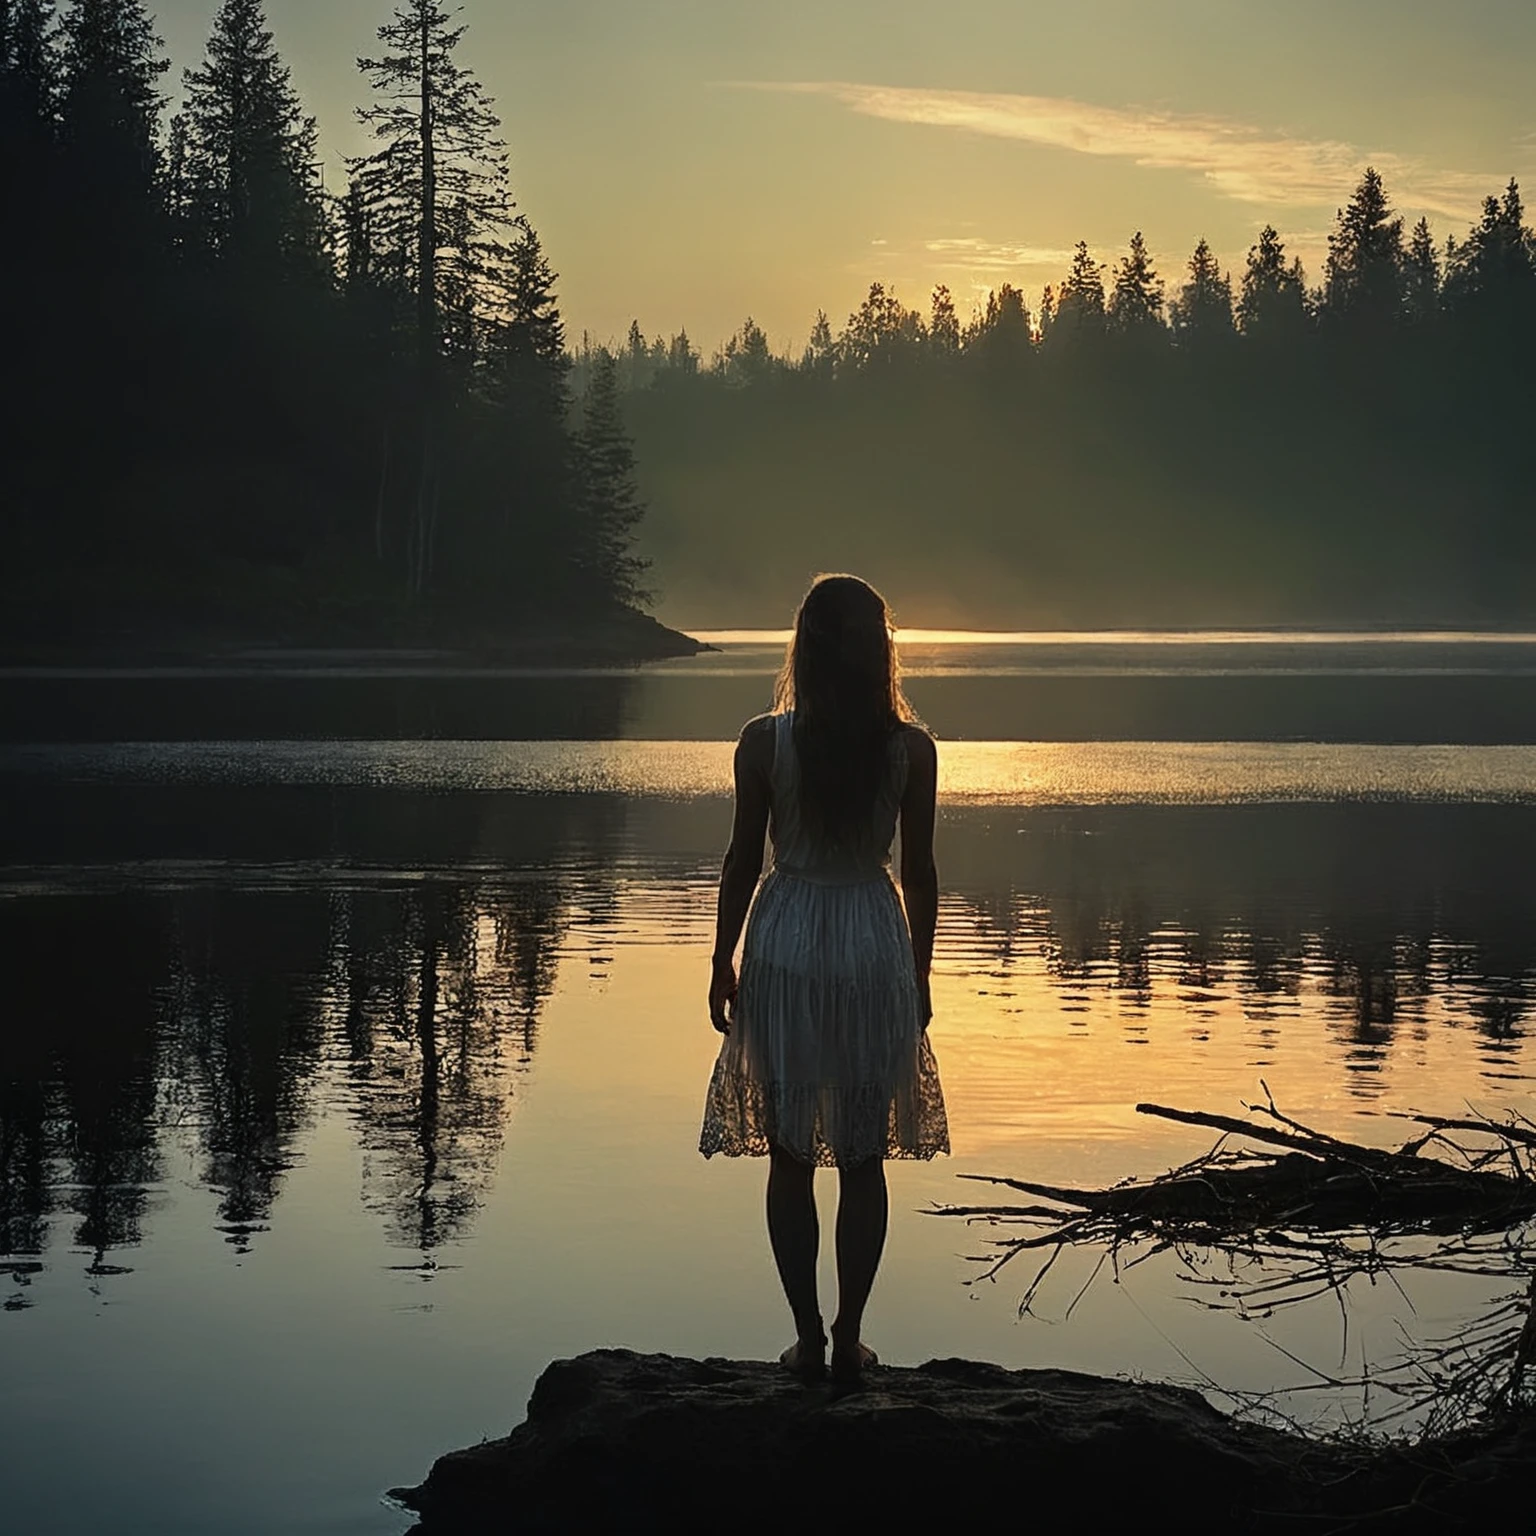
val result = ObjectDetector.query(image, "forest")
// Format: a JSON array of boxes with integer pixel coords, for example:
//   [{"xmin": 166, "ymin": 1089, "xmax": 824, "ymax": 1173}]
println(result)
[
  {"xmin": 0, "ymin": 0, "xmax": 657, "ymax": 657},
  {"xmin": 4, "ymin": 3, "xmax": 1533, "ymax": 644},
  {"xmin": 611, "ymin": 175, "xmax": 1536, "ymax": 628}
]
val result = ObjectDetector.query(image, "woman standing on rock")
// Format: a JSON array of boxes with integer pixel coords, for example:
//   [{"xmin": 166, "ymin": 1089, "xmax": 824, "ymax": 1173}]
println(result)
[{"xmin": 700, "ymin": 573, "xmax": 949, "ymax": 1384}]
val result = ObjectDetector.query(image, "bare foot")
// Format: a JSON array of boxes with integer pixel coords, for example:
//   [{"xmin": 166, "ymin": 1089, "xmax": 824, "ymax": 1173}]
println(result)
[
  {"xmin": 779, "ymin": 1335, "xmax": 827, "ymax": 1383},
  {"xmin": 829, "ymin": 1340, "xmax": 878, "ymax": 1384}
]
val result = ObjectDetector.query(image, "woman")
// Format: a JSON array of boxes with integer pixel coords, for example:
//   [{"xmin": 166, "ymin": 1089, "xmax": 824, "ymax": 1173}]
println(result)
[{"xmin": 700, "ymin": 574, "xmax": 949, "ymax": 1384}]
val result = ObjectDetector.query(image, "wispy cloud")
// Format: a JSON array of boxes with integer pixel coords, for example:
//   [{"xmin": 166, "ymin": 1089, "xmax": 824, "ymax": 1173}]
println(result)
[
  {"xmin": 924, "ymin": 238, "xmax": 1076, "ymax": 272},
  {"xmin": 739, "ymin": 81, "xmax": 1512, "ymax": 220}
]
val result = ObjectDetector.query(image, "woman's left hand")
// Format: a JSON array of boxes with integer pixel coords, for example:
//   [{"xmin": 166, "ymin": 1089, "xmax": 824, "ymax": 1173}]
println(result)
[{"xmin": 709, "ymin": 959, "xmax": 737, "ymax": 1034}]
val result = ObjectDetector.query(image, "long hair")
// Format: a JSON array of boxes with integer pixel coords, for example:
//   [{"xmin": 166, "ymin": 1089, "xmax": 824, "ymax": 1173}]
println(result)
[{"xmin": 772, "ymin": 574, "xmax": 920, "ymax": 845}]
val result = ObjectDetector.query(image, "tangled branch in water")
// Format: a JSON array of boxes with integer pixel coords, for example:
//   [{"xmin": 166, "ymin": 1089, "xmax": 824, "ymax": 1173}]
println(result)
[{"xmin": 935, "ymin": 1083, "xmax": 1536, "ymax": 1434}]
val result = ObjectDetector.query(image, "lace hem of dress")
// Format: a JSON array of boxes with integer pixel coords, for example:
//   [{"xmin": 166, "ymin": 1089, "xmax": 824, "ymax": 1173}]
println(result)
[{"xmin": 699, "ymin": 1069, "xmax": 950, "ymax": 1169}]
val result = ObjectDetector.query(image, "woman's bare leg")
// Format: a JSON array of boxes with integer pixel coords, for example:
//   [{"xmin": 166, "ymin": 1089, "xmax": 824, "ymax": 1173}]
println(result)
[
  {"xmin": 767, "ymin": 1145, "xmax": 823, "ymax": 1369},
  {"xmin": 831, "ymin": 1156, "xmax": 887, "ymax": 1376}
]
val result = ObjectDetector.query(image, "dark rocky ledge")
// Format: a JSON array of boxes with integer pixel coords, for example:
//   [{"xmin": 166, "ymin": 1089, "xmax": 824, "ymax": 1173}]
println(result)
[{"xmin": 391, "ymin": 1349, "xmax": 1533, "ymax": 1533}]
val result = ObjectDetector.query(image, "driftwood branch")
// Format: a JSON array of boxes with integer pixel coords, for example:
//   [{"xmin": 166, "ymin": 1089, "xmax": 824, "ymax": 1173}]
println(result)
[{"xmin": 938, "ymin": 1093, "xmax": 1536, "ymax": 1436}]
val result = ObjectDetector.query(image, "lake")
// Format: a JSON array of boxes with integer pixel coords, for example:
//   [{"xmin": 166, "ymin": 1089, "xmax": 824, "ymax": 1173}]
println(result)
[{"xmin": 4, "ymin": 632, "xmax": 1536, "ymax": 1533}]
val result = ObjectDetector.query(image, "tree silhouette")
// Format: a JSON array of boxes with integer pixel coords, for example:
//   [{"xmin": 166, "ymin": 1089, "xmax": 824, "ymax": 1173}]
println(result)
[
  {"xmin": 352, "ymin": 0, "xmax": 516, "ymax": 599},
  {"xmin": 1237, "ymin": 225, "xmax": 1309, "ymax": 340},
  {"xmin": 840, "ymin": 282, "xmax": 925, "ymax": 370},
  {"xmin": 58, "ymin": 0, "xmax": 165, "ymax": 219},
  {"xmin": 1324, "ymin": 167, "xmax": 1405, "ymax": 332},
  {"xmin": 1170, "ymin": 237, "xmax": 1234, "ymax": 345},
  {"xmin": 965, "ymin": 281, "xmax": 1031, "ymax": 366},
  {"xmin": 174, "ymin": 0, "xmax": 324, "ymax": 280},
  {"xmin": 928, "ymin": 284, "xmax": 960, "ymax": 357},
  {"xmin": 1107, "ymin": 231, "xmax": 1166, "ymax": 340},
  {"xmin": 576, "ymin": 350, "xmax": 649, "ymax": 608},
  {"xmin": 1402, "ymin": 216, "xmax": 1441, "ymax": 327},
  {"xmin": 1052, "ymin": 240, "xmax": 1106, "ymax": 344}
]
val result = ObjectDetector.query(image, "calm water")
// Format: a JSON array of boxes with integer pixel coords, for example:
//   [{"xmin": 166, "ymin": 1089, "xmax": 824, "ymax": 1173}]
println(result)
[{"xmin": 4, "ymin": 633, "xmax": 1536, "ymax": 1533}]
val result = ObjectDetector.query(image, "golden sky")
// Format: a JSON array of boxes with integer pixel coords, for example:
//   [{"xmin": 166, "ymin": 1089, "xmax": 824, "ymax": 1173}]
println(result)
[{"xmin": 156, "ymin": 0, "xmax": 1536, "ymax": 353}]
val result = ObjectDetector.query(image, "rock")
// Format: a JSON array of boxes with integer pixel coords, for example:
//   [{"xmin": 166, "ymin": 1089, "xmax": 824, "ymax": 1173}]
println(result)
[{"xmin": 393, "ymin": 1349, "xmax": 1389, "ymax": 1533}]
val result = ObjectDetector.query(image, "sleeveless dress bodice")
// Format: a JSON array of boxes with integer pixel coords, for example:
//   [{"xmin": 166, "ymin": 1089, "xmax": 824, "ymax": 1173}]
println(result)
[
  {"xmin": 767, "ymin": 711, "xmax": 906, "ymax": 885},
  {"xmin": 699, "ymin": 712, "xmax": 949, "ymax": 1168}
]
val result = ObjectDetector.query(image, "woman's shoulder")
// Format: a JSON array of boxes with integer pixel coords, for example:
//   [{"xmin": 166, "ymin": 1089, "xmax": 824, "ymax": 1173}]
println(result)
[
  {"xmin": 736, "ymin": 713, "xmax": 779, "ymax": 767},
  {"xmin": 895, "ymin": 721, "xmax": 936, "ymax": 760}
]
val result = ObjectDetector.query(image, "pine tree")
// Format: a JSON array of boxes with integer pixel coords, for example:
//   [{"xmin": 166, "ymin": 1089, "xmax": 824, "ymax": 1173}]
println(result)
[
  {"xmin": 1237, "ymin": 225, "xmax": 1308, "ymax": 340},
  {"xmin": 352, "ymin": 0, "xmax": 512, "ymax": 364},
  {"xmin": 1402, "ymin": 217, "xmax": 1440, "ymax": 326},
  {"xmin": 1444, "ymin": 180, "xmax": 1535, "ymax": 319},
  {"xmin": 665, "ymin": 328, "xmax": 698, "ymax": 377},
  {"xmin": 1037, "ymin": 283, "xmax": 1056, "ymax": 340},
  {"xmin": 1323, "ymin": 167, "xmax": 1405, "ymax": 331},
  {"xmin": 928, "ymin": 285, "xmax": 960, "ymax": 357},
  {"xmin": 484, "ymin": 215, "xmax": 566, "ymax": 413},
  {"xmin": 177, "ymin": 0, "xmax": 323, "ymax": 279},
  {"xmin": 1051, "ymin": 241, "xmax": 1105, "ymax": 343},
  {"xmin": 1106, "ymin": 231, "xmax": 1166, "ymax": 339},
  {"xmin": 840, "ymin": 282, "xmax": 924, "ymax": 369},
  {"xmin": 58, "ymin": 0, "xmax": 166, "ymax": 212},
  {"xmin": 1, "ymin": 0, "xmax": 59, "ymax": 140},
  {"xmin": 965, "ymin": 282, "xmax": 1031, "ymax": 364},
  {"xmin": 623, "ymin": 318, "xmax": 653, "ymax": 390},
  {"xmin": 721, "ymin": 316, "xmax": 773, "ymax": 383},
  {"xmin": 801, "ymin": 308, "xmax": 834, "ymax": 375},
  {"xmin": 351, "ymin": 0, "xmax": 516, "ymax": 598},
  {"xmin": 576, "ymin": 349, "xmax": 648, "ymax": 608},
  {"xmin": 1170, "ymin": 237, "xmax": 1234, "ymax": 345}
]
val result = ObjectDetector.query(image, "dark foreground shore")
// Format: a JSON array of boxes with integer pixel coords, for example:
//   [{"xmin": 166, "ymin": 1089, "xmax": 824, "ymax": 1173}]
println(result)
[{"xmin": 393, "ymin": 1350, "xmax": 1532, "ymax": 1533}]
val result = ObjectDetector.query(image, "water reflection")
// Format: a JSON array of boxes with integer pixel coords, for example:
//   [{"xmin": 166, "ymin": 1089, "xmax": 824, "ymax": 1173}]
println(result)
[
  {"xmin": 0, "ymin": 835, "xmax": 605, "ymax": 1299},
  {"xmin": 3, "ymin": 792, "xmax": 1536, "ymax": 1310}
]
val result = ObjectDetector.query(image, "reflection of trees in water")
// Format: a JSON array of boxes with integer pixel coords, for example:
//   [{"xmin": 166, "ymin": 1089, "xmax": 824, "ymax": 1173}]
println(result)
[
  {"xmin": 164, "ymin": 892, "xmax": 332, "ymax": 1249},
  {"xmin": 338, "ymin": 879, "xmax": 565, "ymax": 1257},
  {"xmin": 0, "ymin": 902, "xmax": 163, "ymax": 1274},
  {"xmin": 935, "ymin": 806, "xmax": 1536, "ymax": 1079},
  {"xmin": 0, "ymin": 867, "xmax": 589, "ymax": 1295}
]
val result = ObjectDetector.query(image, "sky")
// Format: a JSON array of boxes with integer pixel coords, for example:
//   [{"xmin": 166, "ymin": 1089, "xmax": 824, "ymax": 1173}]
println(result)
[{"xmin": 151, "ymin": 0, "xmax": 1536, "ymax": 353}]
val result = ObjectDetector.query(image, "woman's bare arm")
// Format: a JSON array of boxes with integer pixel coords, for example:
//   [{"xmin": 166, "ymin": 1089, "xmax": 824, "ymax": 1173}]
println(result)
[
  {"xmin": 708, "ymin": 717, "xmax": 774, "ymax": 1033},
  {"xmin": 899, "ymin": 727, "xmax": 939, "ymax": 1025}
]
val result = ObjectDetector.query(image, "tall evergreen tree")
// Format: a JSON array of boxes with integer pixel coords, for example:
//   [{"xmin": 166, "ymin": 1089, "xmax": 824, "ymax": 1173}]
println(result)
[
  {"xmin": 801, "ymin": 309, "xmax": 834, "ymax": 375},
  {"xmin": 720, "ymin": 316, "xmax": 773, "ymax": 383},
  {"xmin": 1051, "ymin": 241, "xmax": 1105, "ymax": 343},
  {"xmin": 1, "ymin": 0, "xmax": 59, "ymax": 139},
  {"xmin": 484, "ymin": 215, "xmax": 566, "ymax": 415},
  {"xmin": 575, "ymin": 349, "xmax": 647, "ymax": 609},
  {"xmin": 965, "ymin": 281, "xmax": 1031, "ymax": 365},
  {"xmin": 840, "ymin": 282, "xmax": 924, "ymax": 369},
  {"xmin": 176, "ymin": 0, "xmax": 323, "ymax": 279},
  {"xmin": 1170, "ymin": 237, "xmax": 1234, "ymax": 344},
  {"xmin": 352, "ymin": 0, "xmax": 512, "ymax": 364},
  {"xmin": 1237, "ymin": 225, "xmax": 1308, "ymax": 340},
  {"xmin": 1401, "ymin": 216, "xmax": 1440, "ymax": 326},
  {"xmin": 58, "ymin": 0, "xmax": 165, "ymax": 214},
  {"xmin": 351, "ymin": 0, "xmax": 515, "ymax": 597},
  {"xmin": 1323, "ymin": 167, "xmax": 1405, "ymax": 331},
  {"xmin": 1444, "ymin": 180, "xmax": 1536, "ymax": 321},
  {"xmin": 663, "ymin": 328, "xmax": 697, "ymax": 377},
  {"xmin": 1107, "ymin": 231, "xmax": 1166, "ymax": 339}
]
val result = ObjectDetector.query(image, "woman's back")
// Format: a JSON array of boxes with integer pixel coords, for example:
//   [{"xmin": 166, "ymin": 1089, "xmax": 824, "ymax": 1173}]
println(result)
[{"xmin": 768, "ymin": 711, "xmax": 908, "ymax": 884}]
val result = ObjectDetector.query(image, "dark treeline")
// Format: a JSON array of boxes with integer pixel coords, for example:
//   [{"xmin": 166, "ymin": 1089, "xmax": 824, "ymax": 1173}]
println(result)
[
  {"xmin": 0, "ymin": 0, "xmax": 651, "ymax": 653},
  {"xmin": 615, "ymin": 171, "xmax": 1536, "ymax": 627}
]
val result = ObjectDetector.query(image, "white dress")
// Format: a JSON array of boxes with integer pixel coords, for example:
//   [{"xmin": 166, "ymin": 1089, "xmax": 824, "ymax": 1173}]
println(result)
[{"xmin": 699, "ymin": 711, "xmax": 950, "ymax": 1168}]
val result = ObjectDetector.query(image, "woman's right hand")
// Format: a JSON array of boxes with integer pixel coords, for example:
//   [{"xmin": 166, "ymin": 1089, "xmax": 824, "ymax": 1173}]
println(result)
[{"xmin": 709, "ymin": 958, "xmax": 737, "ymax": 1035}]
